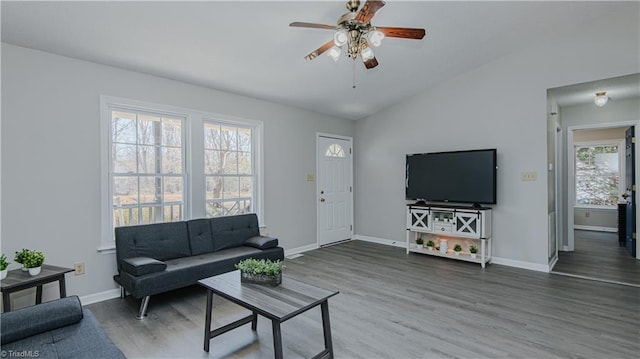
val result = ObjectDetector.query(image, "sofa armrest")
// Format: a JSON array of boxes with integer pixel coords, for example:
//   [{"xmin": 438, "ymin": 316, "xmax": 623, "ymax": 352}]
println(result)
[
  {"xmin": 244, "ymin": 235, "xmax": 279, "ymax": 249},
  {"xmin": 121, "ymin": 257, "xmax": 167, "ymax": 276},
  {"xmin": 1, "ymin": 296, "xmax": 84, "ymax": 345}
]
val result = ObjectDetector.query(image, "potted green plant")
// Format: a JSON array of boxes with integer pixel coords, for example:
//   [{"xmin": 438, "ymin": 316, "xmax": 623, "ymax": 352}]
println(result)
[
  {"xmin": 14, "ymin": 248, "xmax": 31, "ymax": 271},
  {"xmin": 415, "ymin": 236, "xmax": 424, "ymax": 249},
  {"xmin": 426, "ymin": 240, "xmax": 435, "ymax": 252},
  {"xmin": 469, "ymin": 245, "xmax": 478, "ymax": 259},
  {"xmin": 0, "ymin": 253, "xmax": 9, "ymax": 280},
  {"xmin": 453, "ymin": 244, "xmax": 462, "ymax": 256},
  {"xmin": 23, "ymin": 250, "xmax": 45, "ymax": 276},
  {"xmin": 235, "ymin": 258, "xmax": 283, "ymax": 286}
]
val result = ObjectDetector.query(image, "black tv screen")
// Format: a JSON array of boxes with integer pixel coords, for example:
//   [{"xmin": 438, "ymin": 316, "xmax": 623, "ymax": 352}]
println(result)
[{"xmin": 405, "ymin": 149, "xmax": 497, "ymax": 205}]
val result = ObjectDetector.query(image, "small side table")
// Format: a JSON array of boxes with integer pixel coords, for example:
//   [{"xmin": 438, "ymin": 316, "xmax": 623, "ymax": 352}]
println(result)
[{"xmin": 1, "ymin": 264, "xmax": 74, "ymax": 312}]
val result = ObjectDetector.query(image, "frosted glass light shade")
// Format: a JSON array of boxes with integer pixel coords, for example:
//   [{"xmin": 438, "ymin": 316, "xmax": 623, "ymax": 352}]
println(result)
[
  {"xmin": 334, "ymin": 30, "xmax": 348, "ymax": 47},
  {"xmin": 327, "ymin": 46, "xmax": 341, "ymax": 61},
  {"xmin": 361, "ymin": 45, "xmax": 374, "ymax": 61},
  {"xmin": 368, "ymin": 29, "xmax": 385, "ymax": 47},
  {"xmin": 594, "ymin": 92, "xmax": 609, "ymax": 107}
]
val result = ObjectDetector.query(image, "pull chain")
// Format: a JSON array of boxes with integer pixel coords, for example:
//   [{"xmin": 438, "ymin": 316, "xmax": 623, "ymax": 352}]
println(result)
[{"xmin": 352, "ymin": 60, "xmax": 357, "ymax": 89}]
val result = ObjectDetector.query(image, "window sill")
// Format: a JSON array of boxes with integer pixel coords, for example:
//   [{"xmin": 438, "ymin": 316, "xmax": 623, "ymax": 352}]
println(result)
[{"xmin": 573, "ymin": 205, "xmax": 617, "ymax": 211}]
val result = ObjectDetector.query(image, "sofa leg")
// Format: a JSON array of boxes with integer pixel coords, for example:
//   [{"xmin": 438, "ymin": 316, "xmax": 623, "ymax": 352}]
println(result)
[
  {"xmin": 120, "ymin": 286, "xmax": 126, "ymax": 299},
  {"xmin": 136, "ymin": 296, "xmax": 150, "ymax": 320}
]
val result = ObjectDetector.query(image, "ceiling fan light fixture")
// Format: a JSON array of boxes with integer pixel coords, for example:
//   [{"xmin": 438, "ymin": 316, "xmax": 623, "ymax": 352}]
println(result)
[
  {"xmin": 327, "ymin": 46, "xmax": 342, "ymax": 61},
  {"xmin": 594, "ymin": 91, "xmax": 609, "ymax": 107},
  {"xmin": 368, "ymin": 29, "xmax": 384, "ymax": 47},
  {"xmin": 334, "ymin": 30, "xmax": 348, "ymax": 47}
]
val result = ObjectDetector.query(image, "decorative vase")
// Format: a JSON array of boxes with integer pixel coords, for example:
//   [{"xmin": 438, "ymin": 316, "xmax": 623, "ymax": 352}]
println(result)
[
  {"xmin": 28, "ymin": 266, "xmax": 41, "ymax": 276},
  {"xmin": 21, "ymin": 265, "xmax": 29, "ymax": 272},
  {"xmin": 427, "ymin": 246, "xmax": 433, "ymax": 252},
  {"xmin": 455, "ymin": 251, "xmax": 460, "ymax": 256},
  {"xmin": 240, "ymin": 271, "xmax": 282, "ymax": 286},
  {"xmin": 1, "ymin": 269, "xmax": 7, "ymax": 280},
  {"xmin": 417, "ymin": 244, "xmax": 423, "ymax": 249},
  {"xmin": 470, "ymin": 253, "xmax": 477, "ymax": 259},
  {"xmin": 439, "ymin": 239, "xmax": 448, "ymax": 254}
]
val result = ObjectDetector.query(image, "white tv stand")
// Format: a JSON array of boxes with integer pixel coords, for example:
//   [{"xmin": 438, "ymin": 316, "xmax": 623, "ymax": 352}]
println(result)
[{"xmin": 406, "ymin": 203, "xmax": 492, "ymax": 268}]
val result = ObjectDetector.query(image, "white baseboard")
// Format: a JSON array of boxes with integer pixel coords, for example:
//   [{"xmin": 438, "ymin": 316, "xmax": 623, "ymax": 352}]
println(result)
[
  {"xmin": 353, "ymin": 234, "xmax": 407, "ymax": 248},
  {"xmin": 491, "ymin": 257, "xmax": 550, "ymax": 272},
  {"xmin": 574, "ymin": 225, "xmax": 617, "ymax": 233},
  {"xmin": 285, "ymin": 243, "xmax": 318, "ymax": 257},
  {"xmin": 79, "ymin": 288, "xmax": 120, "ymax": 306}
]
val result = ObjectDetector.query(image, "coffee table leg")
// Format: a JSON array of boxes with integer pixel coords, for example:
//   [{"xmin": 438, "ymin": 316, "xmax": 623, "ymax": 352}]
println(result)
[
  {"xmin": 3, "ymin": 291, "xmax": 11, "ymax": 312},
  {"xmin": 272, "ymin": 320, "xmax": 283, "ymax": 359},
  {"xmin": 321, "ymin": 300, "xmax": 334, "ymax": 357},
  {"xmin": 251, "ymin": 311, "xmax": 258, "ymax": 331},
  {"xmin": 36, "ymin": 285, "xmax": 43, "ymax": 305},
  {"xmin": 204, "ymin": 290, "xmax": 213, "ymax": 352},
  {"xmin": 59, "ymin": 275, "xmax": 67, "ymax": 298}
]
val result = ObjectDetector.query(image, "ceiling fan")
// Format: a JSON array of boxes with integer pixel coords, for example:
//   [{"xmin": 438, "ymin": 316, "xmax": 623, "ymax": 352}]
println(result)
[{"xmin": 290, "ymin": 0, "xmax": 426, "ymax": 69}]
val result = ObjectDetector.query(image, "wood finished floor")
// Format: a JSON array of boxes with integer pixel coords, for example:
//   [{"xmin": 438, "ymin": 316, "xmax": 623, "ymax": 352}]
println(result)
[
  {"xmin": 87, "ymin": 240, "xmax": 640, "ymax": 359},
  {"xmin": 552, "ymin": 230, "xmax": 640, "ymax": 286}
]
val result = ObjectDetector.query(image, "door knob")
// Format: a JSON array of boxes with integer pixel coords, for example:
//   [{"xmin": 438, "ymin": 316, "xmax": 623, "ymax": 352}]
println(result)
[{"xmin": 320, "ymin": 198, "xmax": 326, "ymax": 202}]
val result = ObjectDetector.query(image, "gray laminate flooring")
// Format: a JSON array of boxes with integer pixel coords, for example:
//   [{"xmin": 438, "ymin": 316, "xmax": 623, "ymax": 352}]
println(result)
[
  {"xmin": 552, "ymin": 230, "xmax": 640, "ymax": 287},
  {"xmin": 87, "ymin": 240, "xmax": 640, "ymax": 359}
]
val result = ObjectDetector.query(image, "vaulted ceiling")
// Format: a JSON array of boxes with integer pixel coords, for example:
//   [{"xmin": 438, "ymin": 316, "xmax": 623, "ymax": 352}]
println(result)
[{"xmin": 2, "ymin": 1, "xmax": 634, "ymax": 120}]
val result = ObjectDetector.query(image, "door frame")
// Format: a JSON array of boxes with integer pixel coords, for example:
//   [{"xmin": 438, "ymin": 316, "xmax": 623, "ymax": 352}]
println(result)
[
  {"xmin": 566, "ymin": 121, "xmax": 639, "ymax": 259},
  {"xmin": 316, "ymin": 133, "xmax": 354, "ymax": 246}
]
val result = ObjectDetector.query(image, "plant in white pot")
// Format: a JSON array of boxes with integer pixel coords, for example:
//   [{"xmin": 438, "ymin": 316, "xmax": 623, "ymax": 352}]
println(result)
[
  {"xmin": 426, "ymin": 240, "xmax": 435, "ymax": 252},
  {"xmin": 469, "ymin": 245, "xmax": 478, "ymax": 259},
  {"xmin": 23, "ymin": 250, "xmax": 45, "ymax": 276},
  {"xmin": 415, "ymin": 237, "xmax": 424, "ymax": 249},
  {"xmin": 14, "ymin": 248, "xmax": 31, "ymax": 271},
  {"xmin": 453, "ymin": 244, "xmax": 462, "ymax": 256},
  {"xmin": 0, "ymin": 253, "xmax": 9, "ymax": 280}
]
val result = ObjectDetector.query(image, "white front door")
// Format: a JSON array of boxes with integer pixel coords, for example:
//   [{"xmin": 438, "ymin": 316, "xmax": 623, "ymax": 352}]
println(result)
[{"xmin": 317, "ymin": 135, "xmax": 353, "ymax": 246}]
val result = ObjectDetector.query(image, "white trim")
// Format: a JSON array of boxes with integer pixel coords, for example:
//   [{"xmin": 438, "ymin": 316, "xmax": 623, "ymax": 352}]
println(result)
[
  {"xmin": 573, "ymin": 225, "xmax": 618, "ymax": 233},
  {"xmin": 78, "ymin": 288, "xmax": 121, "ymax": 306},
  {"xmin": 284, "ymin": 243, "xmax": 319, "ymax": 257},
  {"xmin": 354, "ymin": 234, "xmax": 407, "ymax": 248},
  {"xmin": 548, "ymin": 254, "xmax": 559, "ymax": 271},
  {"xmin": 490, "ymin": 257, "xmax": 551, "ymax": 272}
]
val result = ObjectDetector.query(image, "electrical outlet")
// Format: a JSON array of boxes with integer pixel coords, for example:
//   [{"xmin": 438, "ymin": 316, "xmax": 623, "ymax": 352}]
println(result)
[
  {"xmin": 74, "ymin": 262, "xmax": 85, "ymax": 275},
  {"xmin": 306, "ymin": 174, "xmax": 314, "ymax": 182},
  {"xmin": 521, "ymin": 171, "xmax": 537, "ymax": 181}
]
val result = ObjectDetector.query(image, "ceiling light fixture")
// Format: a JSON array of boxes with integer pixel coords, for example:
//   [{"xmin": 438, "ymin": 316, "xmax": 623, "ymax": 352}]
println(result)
[{"xmin": 594, "ymin": 91, "xmax": 609, "ymax": 107}]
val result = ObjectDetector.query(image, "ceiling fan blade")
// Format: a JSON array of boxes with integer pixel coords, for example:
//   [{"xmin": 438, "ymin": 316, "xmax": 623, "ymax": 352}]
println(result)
[
  {"xmin": 363, "ymin": 56, "xmax": 379, "ymax": 69},
  {"xmin": 304, "ymin": 40, "xmax": 335, "ymax": 61},
  {"xmin": 289, "ymin": 22, "xmax": 335, "ymax": 30},
  {"xmin": 355, "ymin": 0, "xmax": 386, "ymax": 23},
  {"xmin": 377, "ymin": 26, "xmax": 426, "ymax": 39}
]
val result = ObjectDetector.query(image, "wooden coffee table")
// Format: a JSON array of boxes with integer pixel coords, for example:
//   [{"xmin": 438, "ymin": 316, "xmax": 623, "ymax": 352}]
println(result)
[
  {"xmin": 1, "ymin": 264, "xmax": 74, "ymax": 312},
  {"xmin": 198, "ymin": 270, "xmax": 339, "ymax": 359}
]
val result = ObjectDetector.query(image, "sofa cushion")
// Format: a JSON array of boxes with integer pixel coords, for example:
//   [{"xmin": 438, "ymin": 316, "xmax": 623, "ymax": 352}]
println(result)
[
  {"xmin": 116, "ymin": 221, "xmax": 190, "ymax": 262},
  {"xmin": 121, "ymin": 257, "xmax": 167, "ymax": 276},
  {"xmin": 244, "ymin": 236, "xmax": 278, "ymax": 249},
  {"xmin": 1, "ymin": 296, "xmax": 83, "ymax": 345},
  {"xmin": 211, "ymin": 214, "xmax": 261, "ymax": 251},
  {"xmin": 187, "ymin": 218, "xmax": 215, "ymax": 255}
]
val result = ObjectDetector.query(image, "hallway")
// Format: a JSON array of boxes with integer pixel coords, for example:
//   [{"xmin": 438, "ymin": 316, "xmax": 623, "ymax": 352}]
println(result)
[{"xmin": 552, "ymin": 230, "xmax": 640, "ymax": 287}]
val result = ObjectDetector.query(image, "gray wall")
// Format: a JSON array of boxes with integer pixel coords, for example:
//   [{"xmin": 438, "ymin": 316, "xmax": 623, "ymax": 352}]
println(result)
[
  {"xmin": 1, "ymin": 44, "xmax": 354, "ymax": 308},
  {"xmin": 354, "ymin": 6, "xmax": 639, "ymax": 270}
]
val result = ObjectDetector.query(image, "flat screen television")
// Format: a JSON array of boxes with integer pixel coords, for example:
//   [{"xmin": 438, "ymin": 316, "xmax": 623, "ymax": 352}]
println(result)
[{"xmin": 405, "ymin": 149, "xmax": 497, "ymax": 206}]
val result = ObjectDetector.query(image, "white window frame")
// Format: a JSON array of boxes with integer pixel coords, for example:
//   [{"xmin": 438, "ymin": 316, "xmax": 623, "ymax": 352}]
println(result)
[
  {"xmin": 100, "ymin": 96, "xmax": 263, "ymax": 251},
  {"xmin": 573, "ymin": 139, "xmax": 625, "ymax": 210}
]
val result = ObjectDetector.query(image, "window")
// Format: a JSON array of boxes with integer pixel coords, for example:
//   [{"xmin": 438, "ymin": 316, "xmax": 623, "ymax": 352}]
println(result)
[
  {"xmin": 110, "ymin": 108, "xmax": 186, "ymax": 227},
  {"xmin": 575, "ymin": 142, "xmax": 624, "ymax": 207},
  {"xmin": 204, "ymin": 121, "xmax": 256, "ymax": 217},
  {"xmin": 325, "ymin": 143, "xmax": 346, "ymax": 158},
  {"xmin": 101, "ymin": 96, "xmax": 264, "ymax": 250}
]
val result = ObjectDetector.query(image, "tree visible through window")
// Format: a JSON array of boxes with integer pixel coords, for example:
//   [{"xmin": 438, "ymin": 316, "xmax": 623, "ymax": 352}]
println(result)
[
  {"xmin": 575, "ymin": 144, "xmax": 622, "ymax": 206},
  {"xmin": 111, "ymin": 109, "xmax": 185, "ymax": 226},
  {"xmin": 204, "ymin": 121, "xmax": 255, "ymax": 217}
]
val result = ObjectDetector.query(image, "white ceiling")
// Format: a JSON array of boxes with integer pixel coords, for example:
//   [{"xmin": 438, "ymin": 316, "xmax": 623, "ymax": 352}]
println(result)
[{"xmin": 1, "ymin": 1, "xmax": 635, "ymax": 120}]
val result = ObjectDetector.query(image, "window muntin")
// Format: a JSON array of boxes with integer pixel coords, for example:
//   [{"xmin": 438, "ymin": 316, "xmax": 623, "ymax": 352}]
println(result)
[
  {"xmin": 325, "ymin": 143, "xmax": 346, "ymax": 158},
  {"xmin": 111, "ymin": 108, "xmax": 186, "ymax": 227},
  {"xmin": 204, "ymin": 121, "xmax": 255, "ymax": 217},
  {"xmin": 575, "ymin": 143, "xmax": 623, "ymax": 207}
]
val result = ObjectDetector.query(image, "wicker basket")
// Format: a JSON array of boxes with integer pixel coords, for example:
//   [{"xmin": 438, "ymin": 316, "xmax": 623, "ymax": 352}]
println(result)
[{"xmin": 240, "ymin": 271, "xmax": 282, "ymax": 286}]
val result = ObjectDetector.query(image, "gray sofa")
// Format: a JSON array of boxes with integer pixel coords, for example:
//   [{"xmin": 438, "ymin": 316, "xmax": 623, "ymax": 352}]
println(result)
[
  {"xmin": 114, "ymin": 213, "xmax": 284, "ymax": 319},
  {"xmin": 0, "ymin": 296, "xmax": 126, "ymax": 359}
]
